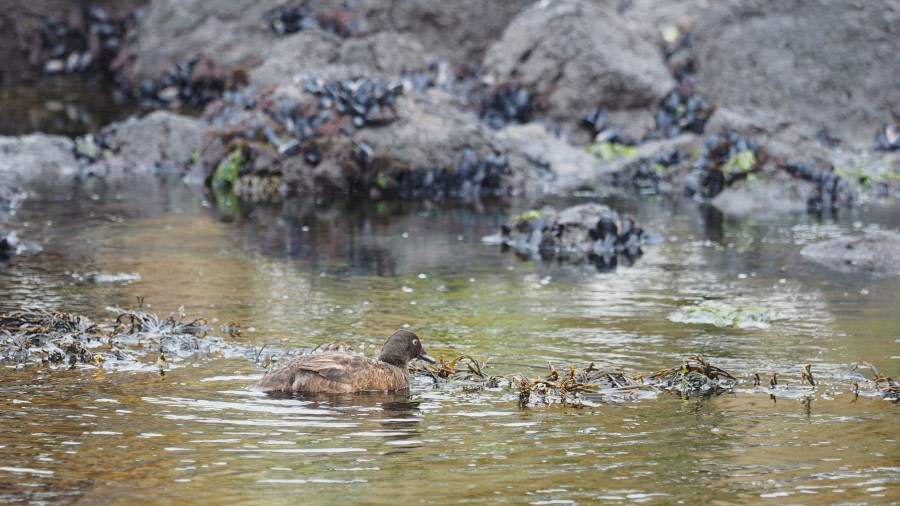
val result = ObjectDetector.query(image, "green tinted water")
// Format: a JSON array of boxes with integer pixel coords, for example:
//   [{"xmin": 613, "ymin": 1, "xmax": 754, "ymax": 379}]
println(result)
[{"xmin": 1, "ymin": 178, "xmax": 897, "ymax": 503}]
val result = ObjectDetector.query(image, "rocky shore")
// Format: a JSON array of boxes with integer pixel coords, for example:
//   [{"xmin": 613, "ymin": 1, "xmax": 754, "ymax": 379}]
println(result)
[{"xmin": 1, "ymin": 0, "xmax": 898, "ymax": 272}]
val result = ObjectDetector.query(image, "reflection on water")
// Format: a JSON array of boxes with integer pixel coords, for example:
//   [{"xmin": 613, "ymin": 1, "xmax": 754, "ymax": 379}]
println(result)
[{"xmin": 0, "ymin": 177, "xmax": 898, "ymax": 503}]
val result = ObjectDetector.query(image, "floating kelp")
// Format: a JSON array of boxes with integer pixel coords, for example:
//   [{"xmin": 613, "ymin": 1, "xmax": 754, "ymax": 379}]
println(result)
[
  {"xmin": 0, "ymin": 304, "xmax": 243, "ymax": 370},
  {"xmin": 0, "ymin": 307, "xmax": 110, "ymax": 367},
  {"xmin": 841, "ymin": 362, "xmax": 900, "ymax": 402},
  {"xmin": 668, "ymin": 301, "xmax": 771, "ymax": 329},
  {"xmin": 648, "ymin": 355, "xmax": 737, "ymax": 398},
  {"xmin": 410, "ymin": 354, "xmax": 505, "ymax": 390},
  {"xmin": 482, "ymin": 203, "xmax": 651, "ymax": 268},
  {"xmin": 516, "ymin": 363, "xmax": 655, "ymax": 407}
]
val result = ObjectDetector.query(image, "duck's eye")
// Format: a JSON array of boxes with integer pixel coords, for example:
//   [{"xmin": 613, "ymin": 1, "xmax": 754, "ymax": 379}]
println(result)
[{"xmin": 413, "ymin": 339, "xmax": 419, "ymax": 345}]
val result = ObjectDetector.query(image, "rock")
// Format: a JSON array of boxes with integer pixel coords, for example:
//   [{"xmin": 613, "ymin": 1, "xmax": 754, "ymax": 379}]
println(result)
[
  {"xmin": 710, "ymin": 171, "xmax": 817, "ymax": 217},
  {"xmin": 483, "ymin": 0, "xmax": 672, "ymax": 130},
  {"xmin": 250, "ymin": 32, "xmax": 428, "ymax": 88},
  {"xmin": 359, "ymin": 91, "xmax": 499, "ymax": 174},
  {"xmin": 482, "ymin": 202, "xmax": 649, "ymax": 266},
  {"xmin": 358, "ymin": 0, "xmax": 532, "ymax": 61},
  {"xmin": 130, "ymin": 0, "xmax": 282, "ymax": 82},
  {"xmin": 0, "ymin": 133, "xmax": 79, "ymax": 181},
  {"xmin": 131, "ymin": 0, "xmax": 513, "ymax": 87},
  {"xmin": 693, "ymin": 0, "xmax": 900, "ymax": 150},
  {"xmin": 800, "ymin": 230, "xmax": 900, "ymax": 276},
  {"xmin": 92, "ymin": 111, "xmax": 207, "ymax": 175},
  {"xmin": 497, "ymin": 123, "xmax": 607, "ymax": 193},
  {"xmin": 246, "ymin": 32, "xmax": 343, "ymax": 88}
]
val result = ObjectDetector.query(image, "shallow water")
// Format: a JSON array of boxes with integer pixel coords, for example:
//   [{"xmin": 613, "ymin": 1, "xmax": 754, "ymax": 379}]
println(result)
[{"xmin": 1, "ymin": 177, "xmax": 898, "ymax": 504}]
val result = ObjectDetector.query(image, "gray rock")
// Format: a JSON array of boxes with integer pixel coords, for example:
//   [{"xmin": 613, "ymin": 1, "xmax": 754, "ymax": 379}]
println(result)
[
  {"xmin": 497, "ymin": 123, "xmax": 607, "ymax": 194},
  {"xmin": 483, "ymin": 0, "xmax": 672, "ymax": 129},
  {"xmin": 358, "ymin": 0, "xmax": 532, "ymax": 61},
  {"xmin": 250, "ymin": 31, "xmax": 428, "ymax": 88},
  {"xmin": 359, "ymin": 91, "xmax": 498, "ymax": 171},
  {"xmin": 130, "ymin": 0, "xmax": 282, "ymax": 82},
  {"xmin": 693, "ymin": 0, "xmax": 900, "ymax": 150},
  {"xmin": 93, "ymin": 111, "xmax": 208, "ymax": 176},
  {"xmin": 800, "ymin": 230, "xmax": 900, "ymax": 276},
  {"xmin": 0, "ymin": 133, "xmax": 79, "ymax": 181},
  {"xmin": 710, "ymin": 171, "xmax": 816, "ymax": 217}
]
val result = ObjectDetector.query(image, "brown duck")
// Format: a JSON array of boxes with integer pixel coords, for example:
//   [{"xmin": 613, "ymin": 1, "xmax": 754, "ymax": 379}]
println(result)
[{"xmin": 250, "ymin": 329, "xmax": 436, "ymax": 394}]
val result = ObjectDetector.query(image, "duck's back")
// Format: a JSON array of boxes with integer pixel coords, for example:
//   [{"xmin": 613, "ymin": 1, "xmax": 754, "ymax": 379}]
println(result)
[{"xmin": 250, "ymin": 352, "xmax": 409, "ymax": 393}]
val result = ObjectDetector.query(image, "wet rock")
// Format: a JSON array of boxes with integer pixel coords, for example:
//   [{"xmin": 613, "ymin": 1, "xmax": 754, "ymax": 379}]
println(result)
[
  {"xmin": 710, "ymin": 171, "xmax": 816, "ymax": 217},
  {"xmin": 693, "ymin": 0, "xmax": 900, "ymax": 150},
  {"xmin": 89, "ymin": 111, "xmax": 207, "ymax": 175},
  {"xmin": 0, "ymin": 133, "xmax": 80, "ymax": 180},
  {"xmin": 482, "ymin": 203, "xmax": 651, "ymax": 268},
  {"xmin": 800, "ymin": 230, "xmax": 900, "ymax": 276},
  {"xmin": 497, "ymin": 124, "xmax": 605, "ymax": 194},
  {"xmin": 483, "ymin": 0, "xmax": 671, "ymax": 131}
]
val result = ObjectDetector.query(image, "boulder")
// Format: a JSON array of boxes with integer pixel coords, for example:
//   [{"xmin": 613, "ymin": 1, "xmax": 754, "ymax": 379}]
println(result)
[
  {"xmin": 0, "ymin": 133, "xmax": 79, "ymax": 180},
  {"xmin": 710, "ymin": 171, "xmax": 816, "ymax": 217},
  {"xmin": 357, "ymin": 0, "xmax": 533, "ymax": 61},
  {"xmin": 497, "ymin": 123, "xmax": 608, "ymax": 194},
  {"xmin": 800, "ymin": 230, "xmax": 900, "ymax": 276},
  {"xmin": 693, "ymin": 0, "xmax": 900, "ymax": 150},
  {"xmin": 483, "ymin": 0, "xmax": 672, "ymax": 130},
  {"xmin": 130, "ymin": 0, "xmax": 281, "ymax": 82},
  {"xmin": 93, "ymin": 110, "xmax": 207, "ymax": 175}
]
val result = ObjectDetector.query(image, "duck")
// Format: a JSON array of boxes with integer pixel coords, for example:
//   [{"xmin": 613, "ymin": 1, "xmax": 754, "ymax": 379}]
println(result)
[{"xmin": 250, "ymin": 329, "xmax": 436, "ymax": 394}]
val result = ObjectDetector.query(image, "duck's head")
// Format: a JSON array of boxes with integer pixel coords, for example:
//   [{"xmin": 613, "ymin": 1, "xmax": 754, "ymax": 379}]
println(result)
[{"xmin": 376, "ymin": 329, "xmax": 436, "ymax": 367}]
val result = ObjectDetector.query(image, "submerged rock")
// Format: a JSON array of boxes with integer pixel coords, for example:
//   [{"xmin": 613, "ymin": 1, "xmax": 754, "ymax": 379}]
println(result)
[
  {"xmin": 483, "ymin": 203, "xmax": 653, "ymax": 268},
  {"xmin": 800, "ymin": 230, "xmax": 900, "ymax": 276}
]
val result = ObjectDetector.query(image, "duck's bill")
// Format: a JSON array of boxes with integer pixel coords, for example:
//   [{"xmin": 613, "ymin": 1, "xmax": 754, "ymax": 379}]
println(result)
[{"xmin": 419, "ymin": 352, "xmax": 437, "ymax": 364}]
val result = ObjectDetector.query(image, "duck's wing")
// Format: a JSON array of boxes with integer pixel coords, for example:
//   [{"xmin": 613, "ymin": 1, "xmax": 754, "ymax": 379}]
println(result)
[{"xmin": 251, "ymin": 353, "xmax": 375, "ymax": 393}]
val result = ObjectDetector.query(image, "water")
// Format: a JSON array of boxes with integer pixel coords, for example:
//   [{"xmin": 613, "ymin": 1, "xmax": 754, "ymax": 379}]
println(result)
[{"xmin": 1, "ymin": 177, "xmax": 898, "ymax": 504}]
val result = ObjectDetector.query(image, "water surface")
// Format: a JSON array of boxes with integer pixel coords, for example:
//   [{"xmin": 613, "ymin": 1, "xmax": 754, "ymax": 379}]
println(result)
[{"xmin": 1, "ymin": 177, "xmax": 897, "ymax": 503}]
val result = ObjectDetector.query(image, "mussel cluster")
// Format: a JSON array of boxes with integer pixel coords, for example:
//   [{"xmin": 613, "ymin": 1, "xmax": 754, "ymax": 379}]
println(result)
[
  {"xmin": 875, "ymin": 121, "xmax": 899, "ymax": 151},
  {"xmin": 297, "ymin": 74, "xmax": 402, "ymax": 130},
  {"xmin": 268, "ymin": 5, "xmax": 359, "ymax": 38},
  {"xmin": 685, "ymin": 131, "xmax": 762, "ymax": 199},
  {"xmin": 37, "ymin": 6, "xmax": 140, "ymax": 77},
  {"xmin": 480, "ymin": 81, "xmax": 534, "ymax": 130},
  {"xmin": 613, "ymin": 149, "xmax": 684, "ymax": 195},
  {"xmin": 648, "ymin": 80, "xmax": 715, "ymax": 139},
  {"xmin": 402, "ymin": 63, "xmax": 536, "ymax": 130},
  {"xmin": 393, "ymin": 148, "xmax": 512, "ymax": 199},
  {"xmin": 135, "ymin": 59, "xmax": 235, "ymax": 111},
  {"xmin": 581, "ymin": 108, "xmax": 635, "ymax": 144},
  {"xmin": 779, "ymin": 160, "xmax": 853, "ymax": 212},
  {"xmin": 483, "ymin": 203, "xmax": 647, "ymax": 268},
  {"xmin": 268, "ymin": 5, "xmax": 317, "ymax": 35}
]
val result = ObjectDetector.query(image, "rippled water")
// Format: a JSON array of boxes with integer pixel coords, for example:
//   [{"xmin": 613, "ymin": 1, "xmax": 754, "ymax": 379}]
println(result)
[{"xmin": 1, "ymin": 177, "xmax": 898, "ymax": 503}]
